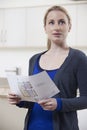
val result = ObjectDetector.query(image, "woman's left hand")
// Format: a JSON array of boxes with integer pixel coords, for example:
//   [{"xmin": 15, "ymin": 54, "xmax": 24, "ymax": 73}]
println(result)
[{"xmin": 38, "ymin": 98, "xmax": 57, "ymax": 111}]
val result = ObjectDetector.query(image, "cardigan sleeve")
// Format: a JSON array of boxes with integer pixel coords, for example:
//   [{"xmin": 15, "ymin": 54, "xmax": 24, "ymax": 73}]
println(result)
[
  {"xmin": 61, "ymin": 52, "xmax": 87, "ymax": 112},
  {"xmin": 16, "ymin": 101, "xmax": 34, "ymax": 109},
  {"xmin": 56, "ymin": 98, "xmax": 62, "ymax": 111}
]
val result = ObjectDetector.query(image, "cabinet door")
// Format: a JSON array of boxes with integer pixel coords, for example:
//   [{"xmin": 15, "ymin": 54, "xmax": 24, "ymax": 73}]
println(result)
[
  {"xmin": 4, "ymin": 8, "xmax": 26, "ymax": 47},
  {"xmin": 77, "ymin": 4, "xmax": 87, "ymax": 47},
  {"xmin": 63, "ymin": 5, "xmax": 77, "ymax": 47},
  {"xmin": 26, "ymin": 7, "xmax": 48, "ymax": 47},
  {"xmin": 0, "ymin": 9, "xmax": 4, "ymax": 46}
]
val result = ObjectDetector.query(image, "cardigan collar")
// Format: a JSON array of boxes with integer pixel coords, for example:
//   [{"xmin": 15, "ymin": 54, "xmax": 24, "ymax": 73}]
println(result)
[{"xmin": 29, "ymin": 47, "xmax": 75, "ymax": 83}]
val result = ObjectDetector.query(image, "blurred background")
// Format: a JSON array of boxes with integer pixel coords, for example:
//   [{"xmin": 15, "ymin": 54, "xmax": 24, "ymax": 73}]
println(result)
[{"xmin": 0, "ymin": 0, "xmax": 87, "ymax": 130}]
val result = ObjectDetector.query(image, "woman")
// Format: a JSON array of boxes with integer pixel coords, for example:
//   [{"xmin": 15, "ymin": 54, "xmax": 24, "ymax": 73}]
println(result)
[{"xmin": 8, "ymin": 6, "xmax": 87, "ymax": 130}]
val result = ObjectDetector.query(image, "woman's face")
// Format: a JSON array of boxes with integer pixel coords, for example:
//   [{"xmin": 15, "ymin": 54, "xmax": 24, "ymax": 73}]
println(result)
[{"xmin": 45, "ymin": 10, "xmax": 71, "ymax": 45}]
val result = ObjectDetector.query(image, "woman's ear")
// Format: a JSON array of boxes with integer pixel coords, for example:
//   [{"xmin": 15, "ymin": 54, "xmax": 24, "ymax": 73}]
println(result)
[
  {"xmin": 68, "ymin": 23, "xmax": 72, "ymax": 32},
  {"xmin": 44, "ymin": 25, "xmax": 47, "ymax": 34}
]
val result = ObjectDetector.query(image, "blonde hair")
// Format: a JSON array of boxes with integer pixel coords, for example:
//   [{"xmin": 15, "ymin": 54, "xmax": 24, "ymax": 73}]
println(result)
[{"xmin": 43, "ymin": 5, "xmax": 71, "ymax": 50}]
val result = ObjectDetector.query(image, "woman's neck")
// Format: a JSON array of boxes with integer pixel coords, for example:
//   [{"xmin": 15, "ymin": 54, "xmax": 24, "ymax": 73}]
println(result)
[{"xmin": 48, "ymin": 42, "xmax": 69, "ymax": 54}]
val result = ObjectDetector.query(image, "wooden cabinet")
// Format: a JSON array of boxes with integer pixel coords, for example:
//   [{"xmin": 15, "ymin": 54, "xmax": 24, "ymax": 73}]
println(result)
[
  {"xmin": 62, "ymin": 4, "xmax": 87, "ymax": 48},
  {"xmin": 63, "ymin": 5, "xmax": 77, "ymax": 47},
  {"xmin": 0, "ymin": 3, "xmax": 87, "ymax": 48},
  {"xmin": 0, "ymin": 9, "xmax": 4, "ymax": 46},
  {"xmin": 77, "ymin": 4, "xmax": 87, "ymax": 46},
  {"xmin": 26, "ymin": 7, "xmax": 48, "ymax": 47},
  {"xmin": 0, "ymin": 8, "xmax": 26, "ymax": 47}
]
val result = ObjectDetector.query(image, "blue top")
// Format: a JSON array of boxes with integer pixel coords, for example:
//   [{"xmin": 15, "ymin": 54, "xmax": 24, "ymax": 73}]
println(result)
[{"xmin": 28, "ymin": 56, "xmax": 62, "ymax": 130}]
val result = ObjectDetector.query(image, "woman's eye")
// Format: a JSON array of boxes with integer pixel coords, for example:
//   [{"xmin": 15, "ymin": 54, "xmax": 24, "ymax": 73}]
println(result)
[
  {"xmin": 49, "ymin": 21, "xmax": 54, "ymax": 25},
  {"xmin": 59, "ymin": 20, "xmax": 65, "ymax": 25}
]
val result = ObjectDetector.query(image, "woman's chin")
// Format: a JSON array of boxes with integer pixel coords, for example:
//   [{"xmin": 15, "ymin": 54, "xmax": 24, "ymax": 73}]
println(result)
[{"xmin": 52, "ymin": 39, "xmax": 64, "ymax": 46}]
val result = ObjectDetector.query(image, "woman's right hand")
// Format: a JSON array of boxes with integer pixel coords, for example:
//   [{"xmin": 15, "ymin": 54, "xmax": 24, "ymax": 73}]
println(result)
[{"xmin": 8, "ymin": 93, "xmax": 21, "ymax": 105}]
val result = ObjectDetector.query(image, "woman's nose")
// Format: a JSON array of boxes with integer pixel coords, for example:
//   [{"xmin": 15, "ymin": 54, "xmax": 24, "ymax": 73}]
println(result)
[{"xmin": 54, "ymin": 23, "xmax": 60, "ymax": 30}]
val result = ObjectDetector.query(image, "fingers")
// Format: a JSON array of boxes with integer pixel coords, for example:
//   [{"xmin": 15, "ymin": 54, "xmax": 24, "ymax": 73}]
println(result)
[
  {"xmin": 8, "ymin": 93, "xmax": 17, "ymax": 98},
  {"xmin": 38, "ymin": 98, "xmax": 57, "ymax": 111},
  {"xmin": 8, "ymin": 100, "xmax": 19, "ymax": 105},
  {"xmin": 8, "ymin": 93, "xmax": 21, "ymax": 105},
  {"xmin": 8, "ymin": 93, "xmax": 20, "ymax": 101},
  {"xmin": 38, "ymin": 98, "xmax": 52, "ymax": 105},
  {"xmin": 41, "ymin": 105, "xmax": 54, "ymax": 111},
  {"xmin": 40, "ymin": 103, "xmax": 54, "ymax": 111}
]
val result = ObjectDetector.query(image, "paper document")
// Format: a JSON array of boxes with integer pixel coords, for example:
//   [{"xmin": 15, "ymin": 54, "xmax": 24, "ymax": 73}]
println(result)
[{"xmin": 7, "ymin": 71, "xmax": 60, "ymax": 102}]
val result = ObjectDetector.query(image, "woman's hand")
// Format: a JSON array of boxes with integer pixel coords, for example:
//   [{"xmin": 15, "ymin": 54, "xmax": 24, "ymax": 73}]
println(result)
[
  {"xmin": 38, "ymin": 98, "xmax": 57, "ymax": 111},
  {"xmin": 8, "ymin": 93, "xmax": 21, "ymax": 105}
]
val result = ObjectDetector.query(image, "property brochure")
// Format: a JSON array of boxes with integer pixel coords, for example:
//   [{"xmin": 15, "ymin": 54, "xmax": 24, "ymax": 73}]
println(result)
[{"xmin": 7, "ymin": 71, "xmax": 60, "ymax": 102}]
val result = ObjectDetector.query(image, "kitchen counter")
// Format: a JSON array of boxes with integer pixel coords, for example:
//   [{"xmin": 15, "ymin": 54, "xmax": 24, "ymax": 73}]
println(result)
[
  {"xmin": 0, "ymin": 87, "xmax": 9, "ymax": 98},
  {"xmin": 0, "ymin": 77, "xmax": 9, "ymax": 98}
]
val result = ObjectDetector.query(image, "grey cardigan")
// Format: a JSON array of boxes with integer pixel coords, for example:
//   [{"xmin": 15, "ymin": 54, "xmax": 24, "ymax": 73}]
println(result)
[{"xmin": 17, "ymin": 47, "xmax": 87, "ymax": 130}]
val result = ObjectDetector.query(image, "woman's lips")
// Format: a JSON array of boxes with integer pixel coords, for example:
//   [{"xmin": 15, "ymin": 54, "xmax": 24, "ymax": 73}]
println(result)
[
  {"xmin": 52, "ymin": 33, "xmax": 62, "ymax": 36},
  {"xmin": 53, "ymin": 33, "xmax": 61, "ymax": 35}
]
